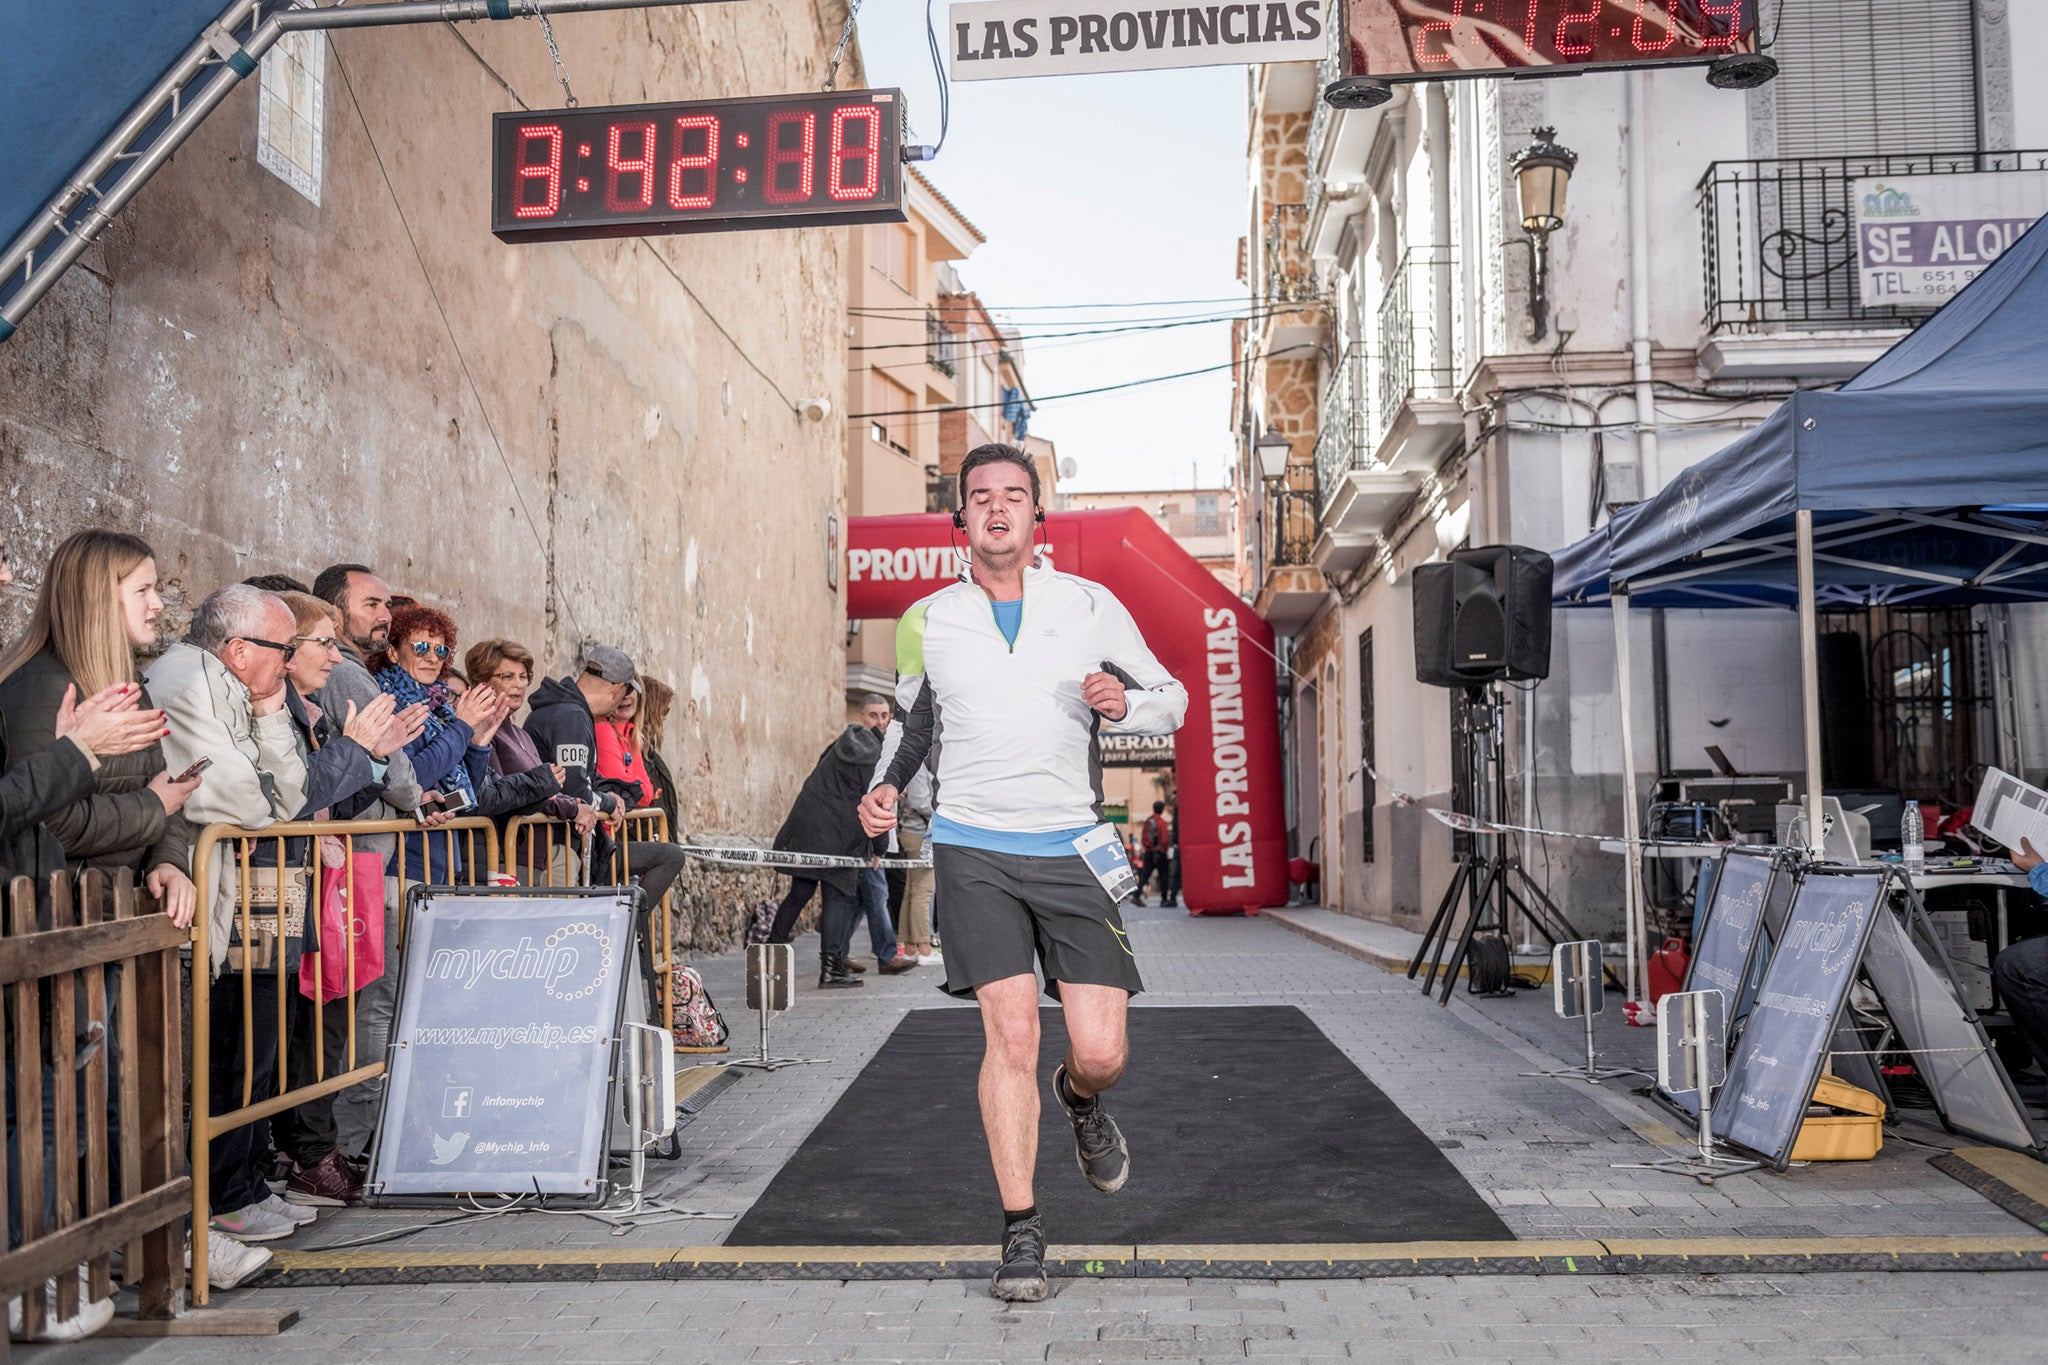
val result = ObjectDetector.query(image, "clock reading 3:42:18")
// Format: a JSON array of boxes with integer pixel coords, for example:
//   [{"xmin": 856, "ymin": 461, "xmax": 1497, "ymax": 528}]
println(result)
[{"xmin": 491, "ymin": 88, "xmax": 907, "ymax": 243}]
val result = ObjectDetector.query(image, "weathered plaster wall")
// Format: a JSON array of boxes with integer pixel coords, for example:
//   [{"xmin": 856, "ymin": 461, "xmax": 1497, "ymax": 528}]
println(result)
[{"xmin": 0, "ymin": 4, "xmax": 864, "ymax": 949}]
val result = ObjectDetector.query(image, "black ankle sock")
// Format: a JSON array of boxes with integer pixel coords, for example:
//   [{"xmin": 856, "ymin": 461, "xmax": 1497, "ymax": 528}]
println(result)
[
  {"xmin": 1003, "ymin": 1204, "xmax": 1038, "ymax": 1228},
  {"xmin": 1058, "ymin": 1068, "xmax": 1098, "ymax": 1113}
]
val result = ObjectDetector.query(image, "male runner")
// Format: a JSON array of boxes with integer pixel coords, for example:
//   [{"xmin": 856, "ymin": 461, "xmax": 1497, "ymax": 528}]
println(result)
[{"xmin": 858, "ymin": 444, "xmax": 1187, "ymax": 1302}]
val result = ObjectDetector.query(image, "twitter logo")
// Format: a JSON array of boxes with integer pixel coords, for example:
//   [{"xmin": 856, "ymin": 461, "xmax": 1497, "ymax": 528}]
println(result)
[{"xmin": 431, "ymin": 1131, "xmax": 470, "ymax": 1166}]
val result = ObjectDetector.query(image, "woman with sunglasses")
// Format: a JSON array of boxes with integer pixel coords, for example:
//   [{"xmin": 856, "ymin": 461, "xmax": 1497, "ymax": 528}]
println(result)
[{"xmin": 370, "ymin": 604, "xmax": 506, "ymax": 884}]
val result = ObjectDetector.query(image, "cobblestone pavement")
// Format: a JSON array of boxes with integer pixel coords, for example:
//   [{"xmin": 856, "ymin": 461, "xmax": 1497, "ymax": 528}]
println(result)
[
  {"xmin": 41, "ymin": 1270, "xmax": 2048, "ymax": 1362},
  {"xmin": 32, "ymin": 905, "xmax": 2048, "ymax": 1360}
]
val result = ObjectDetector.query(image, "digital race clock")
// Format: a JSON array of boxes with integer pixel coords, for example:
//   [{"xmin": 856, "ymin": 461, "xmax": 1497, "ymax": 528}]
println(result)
[
  {"xmin": 491, "ymin": 89, "xmax": 907, "ymax": 244},
  {"xmin": 1341, "ymin": 0, "xmax": 1759, "ymax": 80}
]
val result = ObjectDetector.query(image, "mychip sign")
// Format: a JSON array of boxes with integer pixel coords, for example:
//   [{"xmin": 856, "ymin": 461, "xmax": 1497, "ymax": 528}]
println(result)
[
  {"xmin": 1854, "ymin": 171, "xmax": 2048, "ymax": 308},
  {"xmin": 370, "ymin": 888, "xmax": 638, "ymax": 1201},
  {"xmin": 947, "ymin": 1, "xmax": 1329, "ymax": 80}
]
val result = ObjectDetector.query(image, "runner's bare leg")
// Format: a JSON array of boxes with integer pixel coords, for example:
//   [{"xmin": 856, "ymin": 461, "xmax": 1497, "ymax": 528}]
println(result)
[
  {"xmin": 976, "ymin": 973, "xmax": 1044, "ymax": 1208},
  {"xmin": 1054, "ymin": 982, "xmax": 1128, "ymax": 1101}
]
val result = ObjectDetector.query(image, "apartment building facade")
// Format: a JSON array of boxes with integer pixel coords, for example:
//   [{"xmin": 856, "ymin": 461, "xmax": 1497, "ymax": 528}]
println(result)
[{"xmin": 1239, "ymin": 2, "xmax": 2048, "ymax": 932}]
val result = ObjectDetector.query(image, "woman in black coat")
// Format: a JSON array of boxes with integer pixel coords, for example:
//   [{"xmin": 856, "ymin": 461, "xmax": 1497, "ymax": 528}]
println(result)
[{"xmin": 0, "ymin": 531, "xmax": 202, "ymax": 926}]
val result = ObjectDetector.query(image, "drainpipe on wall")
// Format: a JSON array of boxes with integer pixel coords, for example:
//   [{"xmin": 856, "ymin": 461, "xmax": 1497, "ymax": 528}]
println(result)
[{"xmin": 1626, "ymin": 72, "xmax": 1661, "ymax": 494}]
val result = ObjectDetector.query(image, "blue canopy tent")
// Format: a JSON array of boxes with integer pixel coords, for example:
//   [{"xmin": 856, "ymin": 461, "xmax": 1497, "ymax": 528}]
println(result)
[{"xmin": 1550, "ymin": 215, "xmax": 2048, "ymax": 994}]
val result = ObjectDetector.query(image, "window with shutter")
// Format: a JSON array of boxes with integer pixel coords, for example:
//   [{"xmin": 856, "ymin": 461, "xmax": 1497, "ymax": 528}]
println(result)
[{"xmin": 1772, "ymin": 0, "xmax": 1979, "ymax": 158}]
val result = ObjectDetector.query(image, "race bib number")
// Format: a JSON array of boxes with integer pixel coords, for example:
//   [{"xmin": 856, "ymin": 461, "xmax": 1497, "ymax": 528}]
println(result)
[{"xmin": 1072, "ymin": 824, "xmax": 1138, "ymax": 904}]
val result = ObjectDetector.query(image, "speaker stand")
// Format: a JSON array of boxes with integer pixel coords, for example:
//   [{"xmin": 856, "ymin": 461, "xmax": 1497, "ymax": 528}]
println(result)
[{"xmin": 1407, "ymin": 685, "xmax": 1619, "ymax": 1006}]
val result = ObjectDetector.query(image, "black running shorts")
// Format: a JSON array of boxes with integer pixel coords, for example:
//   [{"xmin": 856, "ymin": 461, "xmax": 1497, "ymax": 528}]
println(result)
[{"xmin": 932, "ymin": 843, "xmax": 1144, "ymax": 1001}]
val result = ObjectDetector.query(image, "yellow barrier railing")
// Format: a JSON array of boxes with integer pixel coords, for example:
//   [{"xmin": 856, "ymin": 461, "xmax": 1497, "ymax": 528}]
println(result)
[
  {"xmin": 500, "ymin": 807, "xmax": 678, "ymax": 1017},
  {"xmin": 187, "ymin": 816, "xmax": 499, "ymax": 1303}
]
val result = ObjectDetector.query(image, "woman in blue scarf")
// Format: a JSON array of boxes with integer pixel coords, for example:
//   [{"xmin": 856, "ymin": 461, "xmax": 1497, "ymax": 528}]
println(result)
[{"xmin": 374, "ymin": 604, "xmax": 504, "ymax": 884}]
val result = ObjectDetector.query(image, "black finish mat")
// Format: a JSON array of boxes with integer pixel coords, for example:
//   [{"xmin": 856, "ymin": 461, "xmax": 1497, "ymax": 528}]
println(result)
[{"xmin": 727, "ymin": 1005, "xmax": 1511, "ymax": 1246}]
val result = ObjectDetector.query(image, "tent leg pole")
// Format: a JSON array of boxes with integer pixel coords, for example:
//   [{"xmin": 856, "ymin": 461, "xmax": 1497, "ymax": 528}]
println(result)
[
  {"xmin": 1796, "ymin": 510, "xmax": 1826, "ymax": 858},
  {"xmin": 1612, "ymin": 590, "xmax": 1645, "ymax": 1003}
]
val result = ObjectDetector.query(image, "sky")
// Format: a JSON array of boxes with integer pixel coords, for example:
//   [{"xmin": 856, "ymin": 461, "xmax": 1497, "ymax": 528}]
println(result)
[{"xmin": 853, "ymin": 5, "xmax": 1250, "ymax": 493}]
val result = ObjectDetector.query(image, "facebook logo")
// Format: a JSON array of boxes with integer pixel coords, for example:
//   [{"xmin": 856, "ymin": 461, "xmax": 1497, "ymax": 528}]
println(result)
[{"xmin": 442, "ymin": 1087, "xmax": 473, "ymax": 1119}]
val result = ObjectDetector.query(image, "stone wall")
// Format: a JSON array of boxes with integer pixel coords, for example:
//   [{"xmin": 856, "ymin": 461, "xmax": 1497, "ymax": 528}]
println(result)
[{"xmin": 0, "ymin": 4, "xmax": 860, "ymax": 951}]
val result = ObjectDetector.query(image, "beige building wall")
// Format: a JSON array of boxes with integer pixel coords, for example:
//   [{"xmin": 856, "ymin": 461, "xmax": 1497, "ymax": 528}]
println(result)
[
  {"xmin": 0, "ymin": 4, "xmax": 864, "ymax": 948},
  {"xmin": 1062, "ymin": 488, "xmax": 1242, "ymax": 591}
]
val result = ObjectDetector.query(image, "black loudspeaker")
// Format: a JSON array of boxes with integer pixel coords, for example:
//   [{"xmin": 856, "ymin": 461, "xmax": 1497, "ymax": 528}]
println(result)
[{"xmin": 1413, "ymin": 545, "xmax": 1554, "ymax": 687}]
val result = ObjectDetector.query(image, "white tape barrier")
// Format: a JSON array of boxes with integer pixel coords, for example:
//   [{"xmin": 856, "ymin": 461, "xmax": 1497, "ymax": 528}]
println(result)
[
  {"xmin": 680, "ymin": 844, "xmax": 933, "ymax": 871},
  {"xmin": 1362, "ymin": 759, "xmax": 1667, "ymax": 848}
]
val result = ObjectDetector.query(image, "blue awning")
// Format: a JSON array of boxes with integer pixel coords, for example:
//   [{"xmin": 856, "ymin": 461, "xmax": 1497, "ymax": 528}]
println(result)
[
  {"xmin": 0, "ymin": 3, "xmax": 261, "ymax": 295},
  {"xmin": 1552, "ymin": 212, "xmax": 2048, "ymax": 608}
]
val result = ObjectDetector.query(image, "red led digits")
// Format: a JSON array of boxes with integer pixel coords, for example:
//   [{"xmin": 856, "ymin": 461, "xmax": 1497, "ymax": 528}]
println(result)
[
  {"xmin": 1554, "ymin": 0, "xmax": 1600, "ymax": 56},
  {"xmin": 605, "ymin": 119, "xmax": 657, "ymax": 213},
  {"xmin": 827, "ymin": 104, "xmax": 881, "ymax": 201},
  {"xmin": 1631, "ymin": 0, "xmax": 1677, "ymax": 51},
  {"xmin": 1523, "ymin": 0, "xmax": 1540, "ymax": 54},
  {"xmin": 1698, "ymin": 0, "xmax": 1743, "ymax": 49},
  {"xmin": 1414, "ymin": 0, "xmax": 1464, "ymax": 65},
  {"xmin": 667, "ymin": 114, "xmax": 720, "ymax": 210},
  {"xmin": 763, "ymin": 110, "xmax": 816, "ymax": 204},
  {"xmin": 512, "ymin": 123, "xmax": 563, "ymax": 218}
]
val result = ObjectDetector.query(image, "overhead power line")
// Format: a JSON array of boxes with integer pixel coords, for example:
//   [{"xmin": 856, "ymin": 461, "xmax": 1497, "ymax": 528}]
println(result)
[{"xmin": 847, "ymin": 348, "xmax": 1315, "ymax": 421}]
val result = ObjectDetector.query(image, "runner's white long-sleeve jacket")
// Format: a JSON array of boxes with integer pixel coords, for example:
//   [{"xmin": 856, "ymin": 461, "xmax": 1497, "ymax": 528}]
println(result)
[{"xmin": 872, "ymin": 560, "xmax": 1187, "ymax": 834}]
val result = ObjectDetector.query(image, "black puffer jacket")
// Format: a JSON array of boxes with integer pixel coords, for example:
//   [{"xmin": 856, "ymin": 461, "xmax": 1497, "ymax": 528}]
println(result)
[
  {"xmin": 0, "ymin": 648, "xmax": 190, "ymax": 879},
  {"xmin": 0, "ymin": 715, "xmax": 96, "ymax": 891},
  {"xmin": 773, "ymin": 725, "xmax": 883, "ymax": 896}
]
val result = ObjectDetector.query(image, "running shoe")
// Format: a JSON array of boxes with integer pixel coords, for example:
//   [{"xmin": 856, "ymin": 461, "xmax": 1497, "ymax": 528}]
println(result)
[
  {"xmin": 1052, "ymin": 1063, "xmax": 1129, "ymax": 1194},
  {"xmin": 191, "ymin": 1232, "xmax": 274, "ymax": 1290},
  {"xmin": 209, "ymin": 1200, "xmax": 297, "ymax": 1243},
  {"xmin": 989, "ymin": 1214, "xmax": 1048, "ymax": 1302},
  {"xmin": 8, "ymin": 1269, "xmax": 114, "ymax": 1342},
  {"xmin": 260, "ymin": 1192, "xmax": 316, "ymax": 1227},
  {"xmin": 287, "ymin": 1150, "xmax": 364, "ymax": 1207},
  {"xmin": 916, "ymin": 949, "xmax": 944, "ymax": 965}
]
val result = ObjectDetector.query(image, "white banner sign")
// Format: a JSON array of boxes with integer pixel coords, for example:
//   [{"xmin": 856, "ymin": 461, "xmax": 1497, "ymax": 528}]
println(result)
[
  {"xmin": 948, "ymin": 1, "xmax": 1329, "ymax": 80},
  {"xmin": 1853, "ymin": 170, "xmax": 2048, "ymax": 308}
]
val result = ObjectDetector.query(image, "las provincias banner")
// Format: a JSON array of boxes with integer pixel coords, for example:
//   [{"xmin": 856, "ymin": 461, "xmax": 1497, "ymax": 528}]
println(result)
[
  {"xmin": 845, "ymin": 509, "xmax": 1287, "ymax": 915},
  {"xmin": 1854, "ymin": 171, "xmax": 2048, "ymax": 309},
  {"xmin": 948, "ymin": 1, "xmax": 1329, "ymax": 80}
]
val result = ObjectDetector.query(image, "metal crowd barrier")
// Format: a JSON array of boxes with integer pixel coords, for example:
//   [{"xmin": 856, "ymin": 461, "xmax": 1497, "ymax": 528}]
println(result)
[
  {"xmin": 0, "ymin": 869, "xmax": 189, "ymax": 1333},
  {"xmin": 500, "ymin": 808, "xmax": 680, "ymax": 1019},
  {"xmin": 187, "ymin": 816, "xmax": 499, "ymax": 1303}
]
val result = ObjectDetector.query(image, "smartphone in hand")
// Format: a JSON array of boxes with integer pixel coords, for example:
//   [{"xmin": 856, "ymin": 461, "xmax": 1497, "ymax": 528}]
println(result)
[{"xmin": 172, "ymin": 757, "xmax": 212, "ymax": 783}]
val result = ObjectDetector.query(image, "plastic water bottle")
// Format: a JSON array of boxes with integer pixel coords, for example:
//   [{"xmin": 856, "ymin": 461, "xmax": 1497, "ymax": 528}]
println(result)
[{"xmin": 1901, "ymin": 801, "xmax": 1925, "ymax": 875}]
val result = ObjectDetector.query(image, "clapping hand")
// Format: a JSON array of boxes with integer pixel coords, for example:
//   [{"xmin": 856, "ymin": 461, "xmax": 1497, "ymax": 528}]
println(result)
[
  {"xmin": 55, "ymin": 682, "xmax": 166, "ymax": 758},
  {"xmin": 452, "ymin": 680, "xmax": 498, "ymax": 734}
]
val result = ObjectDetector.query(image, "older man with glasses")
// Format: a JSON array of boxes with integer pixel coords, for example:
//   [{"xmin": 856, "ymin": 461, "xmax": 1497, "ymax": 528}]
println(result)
[{"xmin": 145, "ymin": 583, "xmax": 316, "ymax": 1246}]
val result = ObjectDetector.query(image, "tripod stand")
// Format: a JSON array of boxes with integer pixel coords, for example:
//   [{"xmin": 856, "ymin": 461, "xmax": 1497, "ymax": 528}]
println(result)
[{"xmin": 1408, "ymin": 683, "xmax": 1616, "ymax": 1006}]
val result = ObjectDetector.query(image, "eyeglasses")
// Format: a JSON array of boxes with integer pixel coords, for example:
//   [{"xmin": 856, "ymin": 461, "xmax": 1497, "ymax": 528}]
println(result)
[
  {"xmin": 409, "ymin": 641, "xmax": 453, "ymax": 660},
  {"xmin": 490, "ymin": 668, "xmax": 531, "ymax": 684},
  {"xmin": 237, "ymin": 637, "xmax": 299, "ymax": 663},
  {"xmin": 295, "ymin": 635, "xmax": 343, "ymax": 655}
]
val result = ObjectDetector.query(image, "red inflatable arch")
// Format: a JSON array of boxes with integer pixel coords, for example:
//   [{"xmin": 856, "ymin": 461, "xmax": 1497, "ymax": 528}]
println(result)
[{"xmin": 846, "ymin": 509, "xmax": 1286, "ymax": 915}]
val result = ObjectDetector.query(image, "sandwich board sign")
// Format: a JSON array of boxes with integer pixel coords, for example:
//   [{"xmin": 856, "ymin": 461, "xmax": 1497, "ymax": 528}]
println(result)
[
  {"xmin": 369, "ymin": 887, "xmax": 638, "ymax": 1201},
  {"xmin": 1714, "ymin": 869, "xmax": 1883, "ymax": 1168}
]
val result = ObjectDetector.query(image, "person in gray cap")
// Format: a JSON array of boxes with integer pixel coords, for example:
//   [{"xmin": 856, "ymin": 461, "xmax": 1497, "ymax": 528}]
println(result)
[{"xmin": 523, "ymin": 644, "xmax": 686, "ymax": 1000}]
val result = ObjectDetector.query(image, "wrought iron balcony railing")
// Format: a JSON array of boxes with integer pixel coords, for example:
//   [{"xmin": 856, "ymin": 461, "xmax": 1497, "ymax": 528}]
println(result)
[
  {"xmin": 1375, "ymin": 245, "xmax": 1456, "ymax": 444},
  {"xmin": 1269, "ymin": 480, "xmax": 1319, "ymax": 569},
  {"xmin": 926, "ymin": 310, "xmax": 958, "ymax": 376},
  {"xmin": 1698, "ymin": 149, "xmax": 2048, "ymax": 333},
  {"xmin": 1264, "ymin": 202, "xmax": 1315, "ymax": 306},
  {"xmin": 1313, "ymin": 342, "xmax": 1369, "ymax": 511},
  {"xmin": 1303, "ymin": 20, "xmax": 1345, "ymax": 219}
]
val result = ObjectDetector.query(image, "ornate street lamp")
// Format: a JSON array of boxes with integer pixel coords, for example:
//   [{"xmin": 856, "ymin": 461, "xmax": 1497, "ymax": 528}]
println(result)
[
  {"xmin": 1509, "ymin": 127, "xmax": 1578, "ymax": 343},
  {"xmin": 1255, "ymin": 425, "xmax": 1294, "ymax": 483}
]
